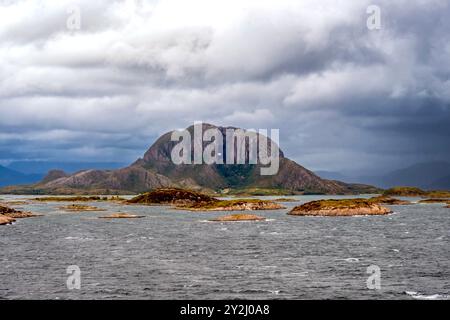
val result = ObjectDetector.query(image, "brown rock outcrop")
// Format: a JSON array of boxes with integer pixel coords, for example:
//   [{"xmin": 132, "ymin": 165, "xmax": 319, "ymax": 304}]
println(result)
[{"xmin": 288, "ymin": 199, "xmax": 392, "ymax": 216}]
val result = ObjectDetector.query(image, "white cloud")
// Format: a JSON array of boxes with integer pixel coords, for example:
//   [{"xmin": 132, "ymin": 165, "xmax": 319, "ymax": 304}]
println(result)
[{"xmin": 0, "ymin": 0, "xmax": 449, "ymax": 172}]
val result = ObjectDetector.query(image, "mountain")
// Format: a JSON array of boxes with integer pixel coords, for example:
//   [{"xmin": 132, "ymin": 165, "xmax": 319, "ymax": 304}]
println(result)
[
  {"xmin": 380, "ymin": 161, "xmax": 450, "ymax": 189},
  {"xmin": 429, "ymin": 174, "xmax": 450, "ymax": 190},
  {"xmin": 0, "ymin": 165, "xmax": 43, "ymax": 187},
  {"xmin": 316, "ymin": 161, "xmax": 450, "ymax": 190},
  {"xmin": 0, "ymin": 124, "xmax": 377, "ymax": 195},
  {"xmin": 6, "ymin": 161, "xmax": 127, "ymax": 175}
]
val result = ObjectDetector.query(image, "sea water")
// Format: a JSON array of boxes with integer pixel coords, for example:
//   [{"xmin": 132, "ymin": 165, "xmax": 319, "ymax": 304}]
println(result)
[{"xmin": 0, "ymin": 194, "xmax": 448, "ymax": 300}]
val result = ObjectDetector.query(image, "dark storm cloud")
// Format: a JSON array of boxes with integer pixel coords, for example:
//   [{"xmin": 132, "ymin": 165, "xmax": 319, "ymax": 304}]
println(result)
[{"xmin": 0, "ymin": 0, "xmax": 449, "ymax": 173}]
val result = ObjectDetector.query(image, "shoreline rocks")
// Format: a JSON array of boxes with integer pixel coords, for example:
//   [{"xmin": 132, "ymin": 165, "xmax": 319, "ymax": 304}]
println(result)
[
  {"xmin": 32, "ymin": 196, "xmax": 125, "ymax": 202},
  {"xmin": 209, "ymin": 214, "xmax": 266, "ymax": 222},
  {"xmin": 0, "ymin": 204, "xmax": 40, "ymax": 219},
  {"xmin": 0, "ymin": 215, "xmax": 16, "ymax": 225},
  {"xmin": 288, "ymin": 199, "xmax": 392, "ymax": 217},
  {"xmin": 59, "ymin": 204, "xmax": 106, "ymax": 212},
  {"xmin": 33, "ymin": 196, "xmax": 109, "ymax": 202}
]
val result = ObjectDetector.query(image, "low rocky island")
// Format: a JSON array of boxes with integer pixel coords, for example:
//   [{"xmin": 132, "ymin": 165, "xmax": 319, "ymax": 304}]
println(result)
[
  {"xmin": 418, "ymin": 198, "xmax": 450, "ymax": 204},
  {"xmin": 182, "ymin": 199, "xmax": 285, "ymax": 211},
  {"xmin": 128, "ymin": 188, "xmax": 215, "ymax": 206},
  {"xmin": 2, "ymin": 200, "xmax": 30, "ymax": 206},
  {"xmin": 384, "ymin": 187, "xmax": 450, "ymax": 198},
  {"xmin": 368, "ymin": 195, "xmax": 411, "ymax": 205},
  {"xmin": 59, "ymin": 204, "xmax": 106, "ymax": 212},
  {"xmin": 273, "ymin": 198, "xmax": 298, "ymax": 202},
  {"xmin": 383, "ymin": 187, "xmax": 426, "ymax": 197},
  {"xmin": 288, "ymin": 199, "xmax": 392, "ymax": 216},
  {"xmin": 426, "ymin": 191, "xmax": 450, "ymax": 198},
  {"xmin": 209, "ymin": 214, "xmax": 266, "ymax": 222},
  {"xmin": 99, "ymin": 213, "xmax": 145, "ymax": 219}
]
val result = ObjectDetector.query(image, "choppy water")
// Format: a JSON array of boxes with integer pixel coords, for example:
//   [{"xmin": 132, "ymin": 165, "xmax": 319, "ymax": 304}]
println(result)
[{"xmin": 0, "ymin": 194, "xmax": 449, "ymax": 300}]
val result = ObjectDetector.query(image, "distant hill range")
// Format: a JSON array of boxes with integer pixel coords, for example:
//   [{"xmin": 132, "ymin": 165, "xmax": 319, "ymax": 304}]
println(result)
[
  {"xmin": 0, "ymin": 161, "xmax": 126, "ymax": 188},
  {"xmin": 6, "ymin": 161, "xmax": 126, "ymax": 175},
  {"xmin": 383, "ymin": 162, "xmax": 450, "ymax": 190},
  {"xmin": 1, "ymin": 124, "xmax": 380, "ymax": 195},
  {"xmin": 0, "ymin": 165, "xmax": 42, "ymax": 187},
  {"xmin": 316, "ymin": 161, "xmax": 450, "ymax": 190}
]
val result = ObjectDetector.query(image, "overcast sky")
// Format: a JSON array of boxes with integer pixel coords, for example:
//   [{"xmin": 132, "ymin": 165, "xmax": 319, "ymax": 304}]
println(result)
[{"xmin": 0, "ymin": 0, "xmax": 449, "ymax": 174}]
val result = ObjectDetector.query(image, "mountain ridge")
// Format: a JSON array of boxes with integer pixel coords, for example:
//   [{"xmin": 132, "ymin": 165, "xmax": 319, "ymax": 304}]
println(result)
[{"xmin": 316, "ymin": 161, "xmax": 450, "ymax": 190}]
